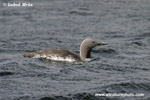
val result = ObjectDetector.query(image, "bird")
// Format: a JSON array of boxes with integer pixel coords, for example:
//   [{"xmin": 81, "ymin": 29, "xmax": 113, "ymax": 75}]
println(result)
[{"xmin": 23, "ymin": 38, "xmax": 107, "ymax": 64}]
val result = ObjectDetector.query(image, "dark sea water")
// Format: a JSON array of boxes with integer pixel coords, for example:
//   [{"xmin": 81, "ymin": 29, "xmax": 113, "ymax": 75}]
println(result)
[{"xmin": 0, "ymin": 0, "xmax": 150, "ymax": 100}]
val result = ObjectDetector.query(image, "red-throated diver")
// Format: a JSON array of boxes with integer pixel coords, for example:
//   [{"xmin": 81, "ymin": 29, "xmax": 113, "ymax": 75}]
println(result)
[{"xmin": 23, "ymin": 38, "xmax": 107, "ymax": 63}]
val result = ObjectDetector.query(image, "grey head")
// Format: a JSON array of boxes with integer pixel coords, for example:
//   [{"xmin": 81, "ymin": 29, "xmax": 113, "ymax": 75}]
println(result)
[{"xmin": 80, "ymin": 38, "xmax": 107, "ymax": 61}]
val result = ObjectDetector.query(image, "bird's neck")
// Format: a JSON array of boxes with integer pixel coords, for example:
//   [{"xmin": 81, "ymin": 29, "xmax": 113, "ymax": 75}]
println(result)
[
  {"xmin": 86, "ymin": 49, "xmax": 91, "ymax": 58},
  {"xmin": 80, "ymin": 45, "xmax": 92, "ymax": 61}
]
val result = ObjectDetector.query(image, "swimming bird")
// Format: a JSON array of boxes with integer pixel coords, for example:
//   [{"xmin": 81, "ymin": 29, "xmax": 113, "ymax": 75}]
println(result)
[{"xmin": 23, "ymin": 38, "xmax": 107, "ymax": 64}]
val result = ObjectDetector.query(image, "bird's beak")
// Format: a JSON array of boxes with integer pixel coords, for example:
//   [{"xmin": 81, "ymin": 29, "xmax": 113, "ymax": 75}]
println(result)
[{"xmin": 98, "ymin": 42, "xmax": 108, "ymax": 45}]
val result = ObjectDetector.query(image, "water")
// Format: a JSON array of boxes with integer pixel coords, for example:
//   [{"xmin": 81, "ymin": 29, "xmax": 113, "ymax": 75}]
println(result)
[{"xmin": 0, "ymin": 0, "xmax": 150, "ymax": 100}]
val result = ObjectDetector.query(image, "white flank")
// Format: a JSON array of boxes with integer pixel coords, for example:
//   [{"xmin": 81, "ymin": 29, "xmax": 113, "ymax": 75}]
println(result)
[
  {"xmin": 84, "ymin": 58, "xmax": 91, "ymax": 61},
  {"xmin": 46, "ymin": 56, "xmax": 76, "ymax": 62},
  {"xmin": 32, "ymin": 54, "xmax": 76, "ymax": 62},
  {"xmin": 33, "ymin": 54, "xmax": 41, "ymax": 58}
]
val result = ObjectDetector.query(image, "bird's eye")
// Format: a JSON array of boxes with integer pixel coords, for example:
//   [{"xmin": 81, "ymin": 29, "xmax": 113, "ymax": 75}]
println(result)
[{"xmin": 93, "ymin": 41, "xmax": 95, "ymax": 43}]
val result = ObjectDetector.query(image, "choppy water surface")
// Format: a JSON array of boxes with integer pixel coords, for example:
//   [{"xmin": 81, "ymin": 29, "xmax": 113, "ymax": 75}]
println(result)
[{"xmin": 0, "ymin": 0, "xmax": 150, "ymax": 100}]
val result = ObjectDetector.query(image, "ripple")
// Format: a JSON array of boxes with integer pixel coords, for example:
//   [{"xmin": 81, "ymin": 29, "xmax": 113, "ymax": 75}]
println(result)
[
  {"xmin": 0, "ymin": 72, "xmax": 14, "ymax": 76},
  {"xmin": 103, "ymin": 82, "xmax": 150, "ymax": 93},
  {"xmin": 93, "ymin": 48, "xmax": 117, "ymax": 54},
  {"xmin": 40, "ymin": 96, "xmax": 69, "ymax": 100},
  {"xmin": 40, "ymin": 93, "xmax": 100, "ymax": 100},
  {"xmin": 69, "ymin": 8, "xmax": 93, "ymax": 16},
  {"xmin": 138, "ymin": 32, "xmax": 150, "ymax": 37},
  {"xmin": 131, "ymin": 41, "xmax": 146, "ymax": 46}
]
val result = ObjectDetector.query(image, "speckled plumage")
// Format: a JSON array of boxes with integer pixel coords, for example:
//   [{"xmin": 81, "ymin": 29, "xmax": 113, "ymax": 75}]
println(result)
[{"xmin": 24, "ymin": 49, "xmax": 82, "ymax": 62}]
